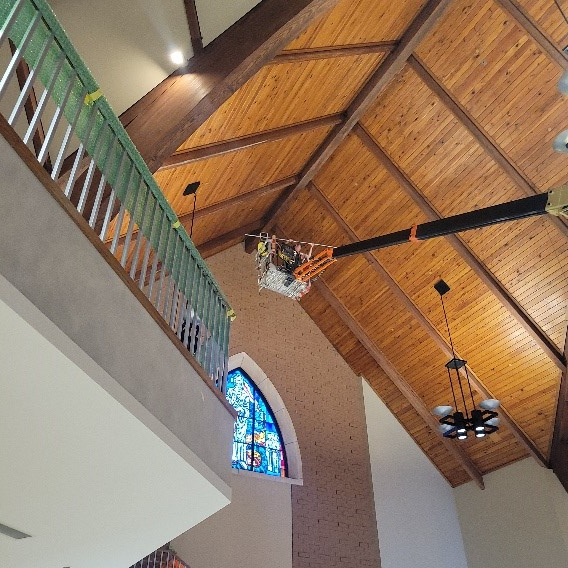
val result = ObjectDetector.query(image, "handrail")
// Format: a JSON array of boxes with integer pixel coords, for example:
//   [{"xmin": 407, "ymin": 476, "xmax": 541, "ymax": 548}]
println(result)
[{"xmin": 0, "ymin": 0, "xmax": 233, "ymax": 390}]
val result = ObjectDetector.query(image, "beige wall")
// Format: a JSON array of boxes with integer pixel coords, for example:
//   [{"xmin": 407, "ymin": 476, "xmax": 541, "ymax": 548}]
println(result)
[
  {"xmin": 455, "ymin": 458, "xmax": 568, "ymax": 568},
  {"xmin": 172, "ymin": 473, "xmax": 292, "ymax": 568},
  {"xmin": 363, "ymin": 380, "xmax": 468, "ymax": 568},
  {"xmin": 205, "ymin": 245, "xmax": 381, "ymax": 568}
]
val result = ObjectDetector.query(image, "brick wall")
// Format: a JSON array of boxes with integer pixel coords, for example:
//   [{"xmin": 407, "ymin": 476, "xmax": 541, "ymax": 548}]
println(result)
[{"xmin": 206, "ymin": 245, "xmax": 381, "ymax": 568}]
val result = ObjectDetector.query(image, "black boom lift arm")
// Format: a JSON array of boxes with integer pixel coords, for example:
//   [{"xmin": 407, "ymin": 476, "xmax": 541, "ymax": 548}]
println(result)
[{"xmin": 293, "ymin": 186, "xmax": 568, "ymax": 282}]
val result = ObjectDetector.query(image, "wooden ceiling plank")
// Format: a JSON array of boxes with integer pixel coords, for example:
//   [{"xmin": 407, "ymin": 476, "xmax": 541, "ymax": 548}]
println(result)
[
  {"xmin": 159, "ymin": 114, "xmax": 344, "ymax": 171},
  {"xmin": 259, "ymin": 0, "xmax": 453, "ymax": 230},
  {"xmin": 408, "ymin": 55, "xmax": 568, "ymax": 236},
  {"xmin": 550, "ymin": 333, "xmax": 568, "ymax": 490},
  {"xmin": 495, "ymin": 0, "xmax": 568, "ymax": 70},
  {"xmin": 308, "ymin": 182, "xmax": 548, "ymax": 466},
  {"xmin": 353, "ymin": 123, "xmax": 566, "ymax": 371},
  {"xmin": 199, "ymin": 220, "xmax": 263, "ymax": 258},
  {"xmin": 183, "ymin": 0, "xmax": 204, "ymax": 55},
  {"xmin": 303, "ymin": 254, "xmax": 485, "ymax": 489},
  {"xmin": 273, "ymin": 41, "xmax": 398, "ymax": 63},
  {"xmin": 120, "ymin": 0, "xmax": 341, "ymax": 173}
]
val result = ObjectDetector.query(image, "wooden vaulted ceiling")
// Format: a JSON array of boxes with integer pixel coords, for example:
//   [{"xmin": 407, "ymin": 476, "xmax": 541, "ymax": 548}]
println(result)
[{"xmin": 121, "ymin": 0, "xmax": 568, "ymax": 487}]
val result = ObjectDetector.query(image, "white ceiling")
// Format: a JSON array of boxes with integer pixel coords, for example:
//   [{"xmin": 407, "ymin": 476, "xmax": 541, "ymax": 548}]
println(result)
[
  {"xmin": 0, "ymin": 283, "xmax": 229, "ymax": 568},
  {"xmin": 50, "ymin": 0, "xmax": 260, "ymax": 116}
]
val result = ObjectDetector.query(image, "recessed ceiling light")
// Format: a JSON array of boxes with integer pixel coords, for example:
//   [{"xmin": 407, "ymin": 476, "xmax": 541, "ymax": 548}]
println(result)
[{"xmin": 170, "ymin": 51, "xmax": 184, "ymax": 65}]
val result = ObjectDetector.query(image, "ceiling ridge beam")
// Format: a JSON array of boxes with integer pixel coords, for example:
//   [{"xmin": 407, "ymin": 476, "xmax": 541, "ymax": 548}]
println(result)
[
  {"xmin": 121, "ymin": 0, "xmax": 342, "ymax": 173},
  {"xmin": 353, "ymin": 123, "xmax": 566, "ymax": 371},
  {"xmin": 495, "ymin": 0, "xmax": 568, "ymax": 70},
  {"xmin": 273, "ymin": 41, "xmax": 398, "ymax": 63},
  {"xmin": 159, "ymin": 114, "xmax": 344, "ymax": 170},
  {"xmin": 258, "ymin": 0, "xmax": 453, "ymax": 231},
  {"xmin": 308, "ymin": 181, "xmax": 548, "ymax": 466},
  {"xmin": 183, "ymin": 0, "xmax": 204, "ymax": 55},
  {"xmin": 274, "ymin": 223, "xmax": 485, "ymax": 488},
  {"xmin": 408, "ymin": 55, "xmax": 568, "ymax": 236}
]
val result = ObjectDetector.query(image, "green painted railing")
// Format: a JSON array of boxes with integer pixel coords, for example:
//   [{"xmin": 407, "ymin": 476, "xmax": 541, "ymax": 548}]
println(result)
[{"xmin": 0, "ymin": 0, "xmax": 233, "ymax": 390}]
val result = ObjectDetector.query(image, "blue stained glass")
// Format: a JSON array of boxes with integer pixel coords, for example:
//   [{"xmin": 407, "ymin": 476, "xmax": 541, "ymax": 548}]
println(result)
[{"xmin": 226, "ymin": 368, "xmax": 287, "ymax": 477}]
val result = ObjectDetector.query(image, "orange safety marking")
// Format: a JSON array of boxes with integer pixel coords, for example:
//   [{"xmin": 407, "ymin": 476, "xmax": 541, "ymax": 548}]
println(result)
[
  {"xmin": 293, "ymin": 248, "xmax": 335, "ymax": 282},
  {"xmin": 409, "ymin": 223, "xmax": 419, "ymax": 242}
]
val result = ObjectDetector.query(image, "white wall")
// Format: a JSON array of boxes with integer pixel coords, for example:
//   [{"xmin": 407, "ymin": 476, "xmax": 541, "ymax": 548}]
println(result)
[
  {"xmin": 172, "ymin": 472, "xmax": 292, "ymax": 568},
  {"xmin": 454, "ymin": 458, "xmax": 568, "ymax": 568},
  {"xmin": 363, "ymin": 380, "xmax": 469, "ymax": 568}
]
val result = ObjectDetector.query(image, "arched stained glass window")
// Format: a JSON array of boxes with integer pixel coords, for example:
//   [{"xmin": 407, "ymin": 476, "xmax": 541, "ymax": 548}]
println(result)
[{"xmin": 226, "ymin": 368, "xmax": 287, "ymax": 477}]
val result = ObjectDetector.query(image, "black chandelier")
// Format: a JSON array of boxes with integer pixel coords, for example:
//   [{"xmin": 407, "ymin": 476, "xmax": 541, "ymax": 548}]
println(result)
[{"xmin": 431, "ymin": 279, "xmax": 500, "ymax": 440}]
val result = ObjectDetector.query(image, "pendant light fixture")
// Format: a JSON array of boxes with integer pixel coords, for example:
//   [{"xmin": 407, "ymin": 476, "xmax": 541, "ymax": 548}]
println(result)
[{"xmin": 431, "ymin": 280, "xmax": 500, "ymax": 440}]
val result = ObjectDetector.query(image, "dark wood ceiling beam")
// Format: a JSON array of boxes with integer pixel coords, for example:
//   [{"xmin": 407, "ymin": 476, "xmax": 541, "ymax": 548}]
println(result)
[
  {"xmin": 273, "ymin": 41, "xmax": 398, "ymax": 63},
  {"xmin": 353, "ymin": 123, "xmax": 566, "ymax": 371},
  {"xmin": 258, "ymin": 0, "xmax": 453, "ymax": 230},
  {"xmin": 111, "ymin": 176, "xmax": 297, "ymax": 247},
  {"xmin": 159, "ymin": 114, "xmax": 343, "ymax": 171},
  {"xmin": 273, "ymin": 222, "xmax": 484, "ymax": 488},
  {"xmin": 308, "ymin": 182, "xmax": 548, "ymax": 466},
  {"xmin": 550, "ymin": 334, "xmax": 568, "ymax": 491},
  {"xmin": 199, "ymin": 220, "xmax": 263, "ymax": 258},
  {"xmin": 183, "ymin": 0, "xmax": 204, "ymax": 55},
  {"xmin": 495, "ymin": 0, "xmax": 568, "ymax": 70},
  {"xmin": 120, "ymin": 0, "xmax": 341, "ymax": 173},
  {"xmin": 408, "ymin": 55, "xmax": 568, "ymax": 236}
]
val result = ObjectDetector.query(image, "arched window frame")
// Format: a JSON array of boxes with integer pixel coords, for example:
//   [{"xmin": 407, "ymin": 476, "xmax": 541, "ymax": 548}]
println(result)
[{"xmin": 228, "ymin": 353, "xmax": 303, "ymax": 484}]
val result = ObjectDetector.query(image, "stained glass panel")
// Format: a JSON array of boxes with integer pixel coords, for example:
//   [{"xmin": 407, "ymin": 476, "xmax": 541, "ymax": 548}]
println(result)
[{"xmin": 226, "ymin": 368, "xmax": 287, "ymax": 477}]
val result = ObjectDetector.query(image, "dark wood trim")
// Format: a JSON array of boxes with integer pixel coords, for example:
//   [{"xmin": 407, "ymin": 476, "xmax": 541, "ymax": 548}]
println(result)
[
  {"xmin": 258, "ymin": 0, "xmax": 453, "ymax": 232},
  {"xmin": 308, "ymin": 182, "xmax": 548, "ymax": 466},
  {"xmin": 159, "ymin": 114, "xmax": 343, "ymax": 170},
  {"xmin": 0, "ymin": 114, "xmax": 237, "ymax": 419},
  {"xmin": 183, "ymin": 0, "xmax": 204, "ymax": 55},
  {"xmin": 120, "ymin": 0, "xmax": 341, "ymax": 173},
  {"xmin": 273, "ymin": 41, "xmax": 398, "ymax": 63},
  {"xmin": 551, "ymin": 333, "xmax": 568, "ymax": 491},
  {"xmin": 353, "ymin": 123, "xmax": 566, "ymax": 371},
  {"xmin": 9, "ymin": 40, "xmax": 51, "ymax": 169},
  {"xmin": 495, "ymin": 0, "xmax": 568, "ymax": 70},
  {"xmin": 408, "ymin": 55, "xmax": 568, "ymax": 236},
  {"xmin": 273, "ymin": 223, "xmax": 484, "ymax": 488},
  {"xmin": 199, "ymin": 220, "xmax": 263, "ymax": 258}
]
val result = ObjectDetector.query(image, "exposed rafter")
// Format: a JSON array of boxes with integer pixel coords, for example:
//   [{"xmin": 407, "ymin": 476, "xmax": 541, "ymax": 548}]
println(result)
[
  {"xmin": 183, "ymin": 0, "xmax": 204, "ymax": 55},
  {"xmin": 272, "ymin": 41, "xmax": 397, "ymax": 63},
  {"xmin": 199, "ymin": 220, "xmax": 263, "ymax": 258},
  {"xmin": 551, "ymin": 333, "xmax": 568, "ymax": 491},
  {"xmin": 495, "ymin": 0, "xmax": 568, "ymax": 70},
  {"xmin": 353, "ymin": 123, "xmax": 566, "ymax": 370},
  {"xmin": 158, "ymin": 115, "xmax": 343, "ymax": 171},
  {"xmin": 121, "ymin": 0, "xmax": 341, "ymax": 173},
  {"xmin": 273, "ymin": 224, "xmax": 484, "ymax": 488},
  {"xmin": 408, "ymin": 55, "xmax": 568, "ymax": 236},
  {"xmin": 308, "ymin": 182, "xmax": 548, "ymax": 466},
  {"xmin": 258, "ymin": 0, "xmax": 453, "ymax": 231}
]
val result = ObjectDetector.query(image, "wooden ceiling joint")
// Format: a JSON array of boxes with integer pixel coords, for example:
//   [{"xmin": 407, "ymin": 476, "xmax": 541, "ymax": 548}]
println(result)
[
  {"xmin": 495, "ymin": 0, "xmax": 568, "ymax": 70},
  {"xmin": 199, "ymin": 220, "xmax": 263, "ymax": 258},
  {"xmin": 307, "ymin": 182, "xmax": 548, "ymax": 466},
  {"xmin": 408, "ymin": 55, "xmax": 568, "ymax": 236},
  {"xmin": 353, "ymin": 123, "xmax": 566, "ymax": 371},
  {"xmin": 183, "ymin": 0, "xmax": 204, "ymax": 55},
  {"xmin": 273, "ymin": 41, "xmax": 398, "ymax": 63},
  {"xmin": 550, "ymin": 333, "xmax": 568, "ymax": 491},
  {"xmin": 258, "ymin": 0, "xmax": 454, "ymax": 232},
  {"xmin": 159, "ymin": 114, "xmax": 344, "ymax": 171},
  {"xmin": 121, "ymin": 0, "xmax": 342, "ymax": 173}
]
